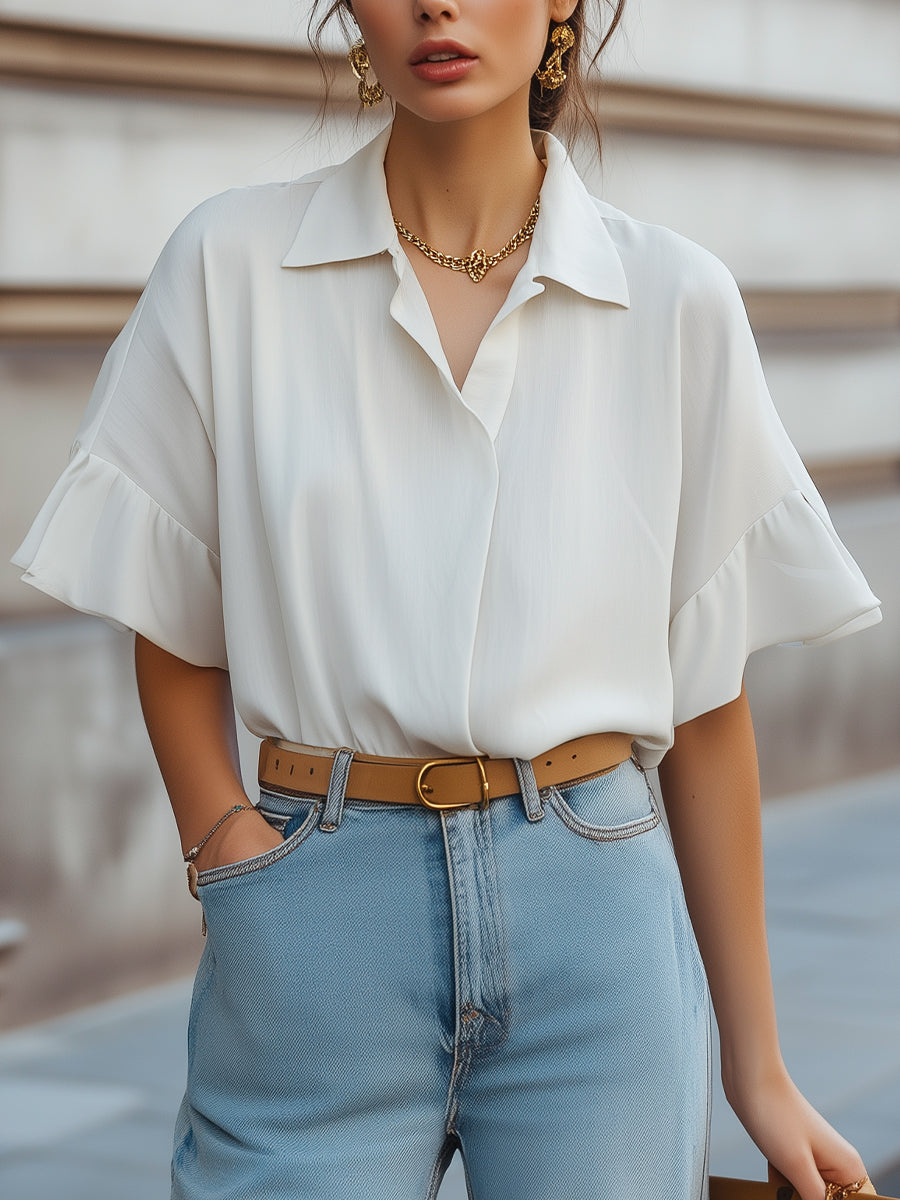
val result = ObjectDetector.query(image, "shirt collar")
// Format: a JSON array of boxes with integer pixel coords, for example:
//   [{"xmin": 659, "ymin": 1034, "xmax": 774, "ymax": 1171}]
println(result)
[
  {"xmin": 281, "ymin": 123, "xmax": 630, "ymax": 308},
  {"xmin": 530, "ymin": 132, "xmax": 629, "ymax": 306},
  {"xmin": 281, "ymin": 124, "xmax": 396, "ymax": 269}
]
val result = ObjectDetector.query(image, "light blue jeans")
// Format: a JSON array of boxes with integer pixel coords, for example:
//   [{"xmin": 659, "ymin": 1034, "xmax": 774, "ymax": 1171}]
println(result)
[{"xmin": 171, "ymin": 754, "xmax": 710, "ymax": 1199}]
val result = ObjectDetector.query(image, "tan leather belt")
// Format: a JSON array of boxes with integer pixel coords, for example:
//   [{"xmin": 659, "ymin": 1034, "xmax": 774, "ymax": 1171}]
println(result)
[{"xmin": 258, "ymin": 731, "xmax": 635, "ymax": 811}]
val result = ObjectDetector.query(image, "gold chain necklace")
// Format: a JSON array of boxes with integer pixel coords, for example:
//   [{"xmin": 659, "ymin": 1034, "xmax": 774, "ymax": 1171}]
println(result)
[{"xmin": 393, "ymin": 197, "xmax": 540, "ymax": 284}]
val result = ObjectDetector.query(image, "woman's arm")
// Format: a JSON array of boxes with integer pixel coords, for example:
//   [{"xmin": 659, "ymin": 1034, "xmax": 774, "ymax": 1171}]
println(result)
[
  {"xmin": 658, "ymin": 684, "xmax": 870, "ymax": 1200},
  {"xmin": 134, "ymin": 634, "xmax": 282, "ymax": 871}
]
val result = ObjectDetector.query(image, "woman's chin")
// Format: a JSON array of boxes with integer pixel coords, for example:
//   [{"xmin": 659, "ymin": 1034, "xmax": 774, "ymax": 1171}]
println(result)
[{"xmin": 391, "ymin": 88, "xmax": 530, "ymax": 131}]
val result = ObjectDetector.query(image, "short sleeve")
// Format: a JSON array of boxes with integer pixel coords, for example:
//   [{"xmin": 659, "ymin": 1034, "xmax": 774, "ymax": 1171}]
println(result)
[
  {"xmin": 668, "ymin": 253, "xmax": 881, "ymax": 728},
  {"xmin": 12, "ymin": 208, "xmax": 227, "ymax": 668}
]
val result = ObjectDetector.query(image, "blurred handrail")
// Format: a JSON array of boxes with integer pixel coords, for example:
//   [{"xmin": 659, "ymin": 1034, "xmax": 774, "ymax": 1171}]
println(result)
[
  {"xmin": 2, "ymin": 284, "xmax": 899, "ymax": 343},
  {"xmin": 0, "ymin": 919, "xmax": 27, "ymax": 953},
  {"xmin": 0, "ymin": 16, "xmax": 898, "ymax": 154}
]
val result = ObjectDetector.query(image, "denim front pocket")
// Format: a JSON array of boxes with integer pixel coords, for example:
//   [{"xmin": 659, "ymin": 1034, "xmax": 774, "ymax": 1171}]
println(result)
[
  {"xmin": 195, "ymin": 793, "xmax": 321, "ymax": 888},
  {"xmin": 548, "ymin": 759, "xmax": 660, "ymax": 842}
]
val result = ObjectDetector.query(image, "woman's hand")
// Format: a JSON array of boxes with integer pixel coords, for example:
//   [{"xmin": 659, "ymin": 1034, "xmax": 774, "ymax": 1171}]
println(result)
[
  {"xmin": 192, "ymin": 806, "xmax": 285, "ymax": 872},
  {"xmin": 727, "ymin": 1065, "xmax": 874, "ymax": 1200}
]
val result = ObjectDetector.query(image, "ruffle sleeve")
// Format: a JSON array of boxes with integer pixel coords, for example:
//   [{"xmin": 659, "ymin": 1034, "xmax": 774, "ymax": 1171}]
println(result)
[
  {"xmin": 13, "ymin": 448, "xmax": 226, "ymax": 667},
  {"xmin": 668, "ymin": 253, "xmax": 881, "ymax": 729},
  {"xmin": 12, "ymin": 204, "xmax": 227, "ymax": 668}
]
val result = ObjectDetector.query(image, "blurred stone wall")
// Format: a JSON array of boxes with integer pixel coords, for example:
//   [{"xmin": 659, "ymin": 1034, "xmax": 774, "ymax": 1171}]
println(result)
[{"xmin": 0, "ymin": 0, "xmax": 898, "ymax": 1029}]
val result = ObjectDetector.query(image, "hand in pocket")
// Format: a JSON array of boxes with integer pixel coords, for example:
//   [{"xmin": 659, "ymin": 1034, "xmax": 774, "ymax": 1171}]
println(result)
[{"xmin": 193, "ymin": 807, "xmax": 285, "ymax": 871}]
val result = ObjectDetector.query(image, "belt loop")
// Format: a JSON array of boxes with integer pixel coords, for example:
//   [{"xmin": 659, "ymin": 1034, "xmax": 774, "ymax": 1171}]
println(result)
[
  {"xmin": 320, "ymin": 747, "xmax": 354, "ymax": 832},
  {"xmin": 513, "ymin": 757, "xmax": 544, "ymax": 822}
]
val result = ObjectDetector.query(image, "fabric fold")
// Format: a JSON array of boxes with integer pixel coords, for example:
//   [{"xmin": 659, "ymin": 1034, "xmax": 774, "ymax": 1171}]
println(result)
[
  {"xmin": 13, "ymin": 448, "xmax": 227, "ymax": 669},
  {"xmin": 668, "ymin": 489, "xmax": 881, "ymax": 729}
]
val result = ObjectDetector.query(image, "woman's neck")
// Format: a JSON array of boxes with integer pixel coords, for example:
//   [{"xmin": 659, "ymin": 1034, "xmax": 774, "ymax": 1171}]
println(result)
[{"xmin": 383, "ymin": 94, "xmax": 545, "ymax": 256}]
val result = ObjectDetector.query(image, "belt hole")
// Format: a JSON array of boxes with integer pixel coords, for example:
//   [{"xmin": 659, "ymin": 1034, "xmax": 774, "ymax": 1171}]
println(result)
[
  {"xmin": 571, "ymin": 753, "xmax": 577, "ymax": 759},
  {"xmin": 309, "ymin": 767, "xmax": 315, "ymax": 775},
  {"xmin": 275, "ymin": 757, "xmax": 280, "ymax": 769},
  {"xmin": 545, "ymin": 759, "xmax": 552, "ymax": 766},
  {"xmin": 289, "ymin": 764, "xmax": 294, "ymax": 775}
]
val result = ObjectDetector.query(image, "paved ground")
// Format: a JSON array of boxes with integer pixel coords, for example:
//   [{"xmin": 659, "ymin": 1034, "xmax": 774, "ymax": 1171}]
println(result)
[{"xmin": 1, "ymin": 767, "xmax": 898, "ymax": 1199}]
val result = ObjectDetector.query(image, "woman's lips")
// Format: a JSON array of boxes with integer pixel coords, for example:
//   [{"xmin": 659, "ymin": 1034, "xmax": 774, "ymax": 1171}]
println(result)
[
  {"xmin": 409, "ymin": 41, "xmax": 477, "ymax": 83},
  {"xmin": 410, "ymin": 56, "xmax": 477, "ymax": 83}
]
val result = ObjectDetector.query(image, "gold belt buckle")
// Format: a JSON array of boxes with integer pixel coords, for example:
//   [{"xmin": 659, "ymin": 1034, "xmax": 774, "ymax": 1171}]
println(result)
[{"xmin": 415, "ymin": 757, "xmax": 490, "ymax": 811}]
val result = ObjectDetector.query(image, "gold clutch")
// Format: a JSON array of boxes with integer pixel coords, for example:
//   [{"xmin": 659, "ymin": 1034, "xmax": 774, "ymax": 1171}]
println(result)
[{"xmin": 710, "ymin": 1178, "xmax": 891, "ymax": 1200}]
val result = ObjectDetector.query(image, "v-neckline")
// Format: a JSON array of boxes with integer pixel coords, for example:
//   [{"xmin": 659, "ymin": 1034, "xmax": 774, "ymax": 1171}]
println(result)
[
  {"xmin": 388, "ymin": 249, "xmax": 545, "ymax": 438},
  {"xmin": 392, "ymin": 244, "xmax": 542, "ymax": 389}
]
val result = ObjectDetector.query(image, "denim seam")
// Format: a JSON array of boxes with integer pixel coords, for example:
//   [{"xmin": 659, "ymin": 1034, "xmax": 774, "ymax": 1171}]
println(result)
[
  {"xmin": 441, "ymin": 811, "xmax": 471, "ymax": 1137},
  {"xmin": 442, "ymin": 815, "xmax": 471, "ymax": 1041},
  {"xmin": 470, "ymin": 806, "xmax": 511, "ymax": 1052},
  {"xmin": 195, "ymin": 800, "xmax": 322, "ymax": 886},
  {"xmin": 548, "ymin": 785, "xmax": 662, "ymax": 841},
  {"xmin": 641, "ymin": 765, "xmax": 662, "ymax": 813},
  {"xmin": 445, "ymin": 1043, "xmax": 474, "ymax": 1136},
  {"xmin": 700, "ymin": 1002, "xmax": 713, "ymax": 1198}
]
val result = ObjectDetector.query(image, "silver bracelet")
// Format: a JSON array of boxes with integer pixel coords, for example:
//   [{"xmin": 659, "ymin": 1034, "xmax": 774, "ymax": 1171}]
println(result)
[{"xmin": 183, "ymin": 803, "xmax": 253, "ymax": 863}]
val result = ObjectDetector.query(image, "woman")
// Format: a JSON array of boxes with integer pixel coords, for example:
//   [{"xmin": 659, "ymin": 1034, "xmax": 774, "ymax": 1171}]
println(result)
[{"xmin": 13, "ymin": 2, "xmax": 883, "ymax": 1198}]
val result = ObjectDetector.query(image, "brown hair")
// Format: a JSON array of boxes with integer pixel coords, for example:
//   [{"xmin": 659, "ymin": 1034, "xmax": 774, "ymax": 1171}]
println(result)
[{"xmin": 308, "ymin": 1, "xmax": 627, "ymax": 153}]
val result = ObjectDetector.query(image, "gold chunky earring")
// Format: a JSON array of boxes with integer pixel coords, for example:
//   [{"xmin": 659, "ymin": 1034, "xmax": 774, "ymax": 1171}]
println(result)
[
  {"xmin": 348, "ymin": 40, "xmax": 385, "ymax": 107},
  {"xmin": 535, "ymin": 22, "xmax": 576, "ymax": 92}
]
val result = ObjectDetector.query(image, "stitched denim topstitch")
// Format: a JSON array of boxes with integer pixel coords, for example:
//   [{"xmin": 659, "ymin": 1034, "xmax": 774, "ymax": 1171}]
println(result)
[{"xmin": 171, "ymin": 756, "xmax": 711, "ymax": 1200}]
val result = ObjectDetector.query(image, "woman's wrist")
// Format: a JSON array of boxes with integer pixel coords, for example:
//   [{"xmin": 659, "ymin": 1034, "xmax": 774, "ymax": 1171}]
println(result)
[
  {"xmin": 721, "ymin": 1042, "xmax": 789, "ymax": 1111},
  {"xmin": 183, "ymin": 803, "xmax": 256, "ymax": 866},
  {"xmin": 189, "ymin": 805, "xmax": 282, "ymax": 873},
  {"xmin": 182, "ymin": 801, "xmax": 254, "ymax": 862}
]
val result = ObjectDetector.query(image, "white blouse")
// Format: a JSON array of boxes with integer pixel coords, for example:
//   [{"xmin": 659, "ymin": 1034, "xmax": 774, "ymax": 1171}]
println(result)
[{"xmin": 13, "ymin": 125, "xmax": 881, "ymax": 769}]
